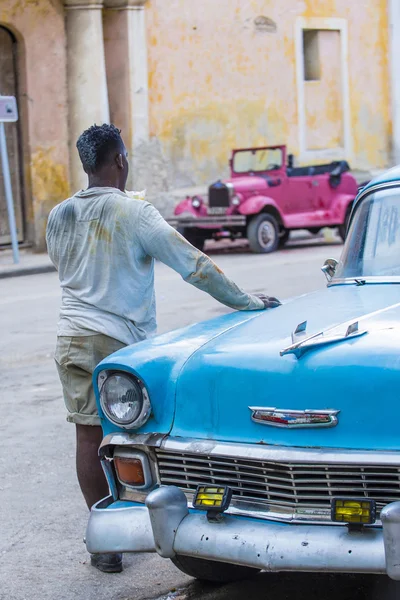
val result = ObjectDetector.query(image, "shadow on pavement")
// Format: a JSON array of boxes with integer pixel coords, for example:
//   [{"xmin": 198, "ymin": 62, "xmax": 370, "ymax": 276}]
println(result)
[{"xmin": 183, "ymin": 572, "xmax": 400, "ymax": 600}]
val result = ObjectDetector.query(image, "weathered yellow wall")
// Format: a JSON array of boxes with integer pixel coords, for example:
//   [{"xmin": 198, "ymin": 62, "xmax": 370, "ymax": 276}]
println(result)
[
  {"xmin": 0, "ymin": 0, "xmax": 390, "ymax": 247},
  {"xmin": 0, "ymin": 0, "xmax": 69, "ymax": 250},
  {"xmin": 146, "ymin": 0, "xmax": 390, "ymax": 187},
  {"xmin": 305, "ymin": 30, "xmax": 343, "ymax": 150}
]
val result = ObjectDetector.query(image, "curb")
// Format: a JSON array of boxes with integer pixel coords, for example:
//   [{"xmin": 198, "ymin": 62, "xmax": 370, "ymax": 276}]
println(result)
[{"xmin": 0, "ymin": 264, "xmax": 56, "ymax": 280}]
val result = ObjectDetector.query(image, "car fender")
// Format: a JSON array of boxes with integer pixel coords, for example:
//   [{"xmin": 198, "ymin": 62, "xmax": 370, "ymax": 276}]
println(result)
[
  {"xmin": 238, "ymin": 195, "xmax": 283, "ymax": 222},
  {"xmin": 174, "ymin": 197, "xmax": 207, "ymax": 217},
  {"xmin": 330, "ymin": 193, "xmax": 356, "ymax": 223}
]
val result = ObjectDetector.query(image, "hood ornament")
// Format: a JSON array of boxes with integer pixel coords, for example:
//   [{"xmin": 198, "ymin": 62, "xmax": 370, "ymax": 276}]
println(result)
[
  {"xmin": 292, "ymin": 320, "xmax": 308, "ymax": 343},
  {"xmin": 249, "ymin": 407, "xmax": 340, "ymax": 428},
  {"xmin": 280, "ymin": 320, "xmax": 367, "ymax": 359}
]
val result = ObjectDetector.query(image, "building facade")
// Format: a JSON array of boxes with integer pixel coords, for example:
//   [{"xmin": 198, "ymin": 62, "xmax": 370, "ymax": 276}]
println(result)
[{"xmin": 0, "ymin": 0, "xmax": 397, "ymax": 250}]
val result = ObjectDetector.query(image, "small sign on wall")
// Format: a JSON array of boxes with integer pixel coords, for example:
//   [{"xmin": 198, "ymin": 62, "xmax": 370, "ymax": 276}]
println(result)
[
  {"xmin": 254, "ymin": 16, "xmax": 277, "ymax": 33},
  {"xmin": 0, "ymin": 96, "xmax": 18, "ymax": 122}
]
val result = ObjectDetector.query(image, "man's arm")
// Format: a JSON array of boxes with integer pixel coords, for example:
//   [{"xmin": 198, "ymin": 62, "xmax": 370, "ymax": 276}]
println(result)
[
  {"xmin": 138, "ymin": 203, "xmax": 280, "ymax": 312},
  {"xmin": 45, "ymin": 207, "xmax": 59, "ymax": 269}
]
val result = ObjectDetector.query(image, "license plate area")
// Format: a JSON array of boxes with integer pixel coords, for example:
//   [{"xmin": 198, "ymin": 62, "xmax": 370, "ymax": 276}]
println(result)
[{"xmin": 207, "ymin": 207, "xmax": 227, "ymax": 215}]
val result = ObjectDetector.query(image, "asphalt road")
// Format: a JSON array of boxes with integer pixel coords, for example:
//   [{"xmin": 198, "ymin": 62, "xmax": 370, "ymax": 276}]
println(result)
[{"xmin": 1, "ymin": 233, "xmax": 398, "ymax": 600}]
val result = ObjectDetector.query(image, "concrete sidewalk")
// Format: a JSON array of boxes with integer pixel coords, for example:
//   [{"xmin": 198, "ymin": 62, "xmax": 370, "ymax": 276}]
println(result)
[{"xmin": 0, "ymin": 248, "xmax": 55, "ymax": 279}]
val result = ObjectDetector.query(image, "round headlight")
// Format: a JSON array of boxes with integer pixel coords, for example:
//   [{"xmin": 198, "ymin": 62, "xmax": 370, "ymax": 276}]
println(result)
[
  {"xmin": 192, "ymin": 197, "xmax": 202, "ymax": 208},
  {"xmin": 99, "ymin": 372, "xmax": 151, "ymax": 429}
]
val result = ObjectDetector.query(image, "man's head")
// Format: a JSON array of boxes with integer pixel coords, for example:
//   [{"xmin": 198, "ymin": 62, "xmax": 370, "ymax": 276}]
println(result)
[{"xmin": 76, "ymin": 124, "xmax": 129, "ymax": 192}]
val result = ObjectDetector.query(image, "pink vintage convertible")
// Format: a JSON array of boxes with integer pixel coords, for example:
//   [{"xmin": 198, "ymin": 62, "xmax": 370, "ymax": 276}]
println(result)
[{"xmin": 170, "ymin": 145, "xmax": 359, "ymax": 253}]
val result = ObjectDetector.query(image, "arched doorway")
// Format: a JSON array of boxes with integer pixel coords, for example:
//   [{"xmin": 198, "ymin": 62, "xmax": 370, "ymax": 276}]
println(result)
[{"xmin": 0, "ymin": 25, "xmax": 24, "ymax": 245}]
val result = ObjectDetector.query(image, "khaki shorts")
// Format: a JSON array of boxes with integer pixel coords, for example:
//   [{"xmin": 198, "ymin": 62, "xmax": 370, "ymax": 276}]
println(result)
[{"xmin": 55, "ymin": 334, "xmax": 126, "ymax": 426}]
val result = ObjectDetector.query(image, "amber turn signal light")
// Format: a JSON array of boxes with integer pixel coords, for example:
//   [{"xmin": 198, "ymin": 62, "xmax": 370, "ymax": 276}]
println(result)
[
  {"xmin": 114, "ymin": 456, "xmax": 145, "ymax": 486},
  {"xmin": 331, "ymin": 498, "xmax": 376, "ymax": 525}
]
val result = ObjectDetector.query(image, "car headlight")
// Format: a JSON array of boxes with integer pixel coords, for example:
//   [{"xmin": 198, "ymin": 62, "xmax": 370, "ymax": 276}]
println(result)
[
  {"xmin": 191, "ymin": 196, "xmax": 202, "ymax": 208},
  {"xmin": 232, "ymin": 195, "xmax": 240, "ymax": 206},
  {"xmin": 98, "ymin": 371, "xmax": 151, "ymax": 429}
]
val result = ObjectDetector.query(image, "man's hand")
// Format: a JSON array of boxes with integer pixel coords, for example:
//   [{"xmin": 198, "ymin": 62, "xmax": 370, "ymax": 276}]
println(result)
[{"xmin": 255, "ymin": 294, "xmax": 282, "ymax": 309}]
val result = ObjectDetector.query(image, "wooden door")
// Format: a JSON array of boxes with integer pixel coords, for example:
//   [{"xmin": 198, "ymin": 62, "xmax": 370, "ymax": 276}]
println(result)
[{"xmin": 0, "ymin": 26, "xmax": 24, "ymax": 244}]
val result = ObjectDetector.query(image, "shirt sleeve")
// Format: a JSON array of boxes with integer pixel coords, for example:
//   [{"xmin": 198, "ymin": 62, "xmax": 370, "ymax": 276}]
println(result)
[
  {"xmin": 138, "ymin": 202, "xmax": 265, "ymax": 311},
  {"xmin": 45, "ymin": 207, "xmax": 59, "ymax": 269}
]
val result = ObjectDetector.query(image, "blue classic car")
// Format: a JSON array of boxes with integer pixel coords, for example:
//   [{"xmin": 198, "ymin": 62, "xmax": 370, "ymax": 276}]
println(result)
[{"xmin": 86, "ymin": 166, "xmax": 400, "ymax": 583}]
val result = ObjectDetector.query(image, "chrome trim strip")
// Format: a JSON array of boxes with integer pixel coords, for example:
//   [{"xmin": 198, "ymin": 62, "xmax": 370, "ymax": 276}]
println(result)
[
  {"xmin": 99, "ymin": 432, "xmax": 167, "ymax": 456},
  {"xmin": 184, "ymin": 492, "xmax": 345, "ymax": 525},
  {"xmin": 161, "ymin": 437, "xmax": 400, "ymax": 466},
  {"xmin": 103, "ymin": 432, "xmax": 400, "ymax": 466},
  {"xmin": 355, "ymin": 180, "xmax": 400, "ymax": 204},
  {"xmin": 100, "ymin": 459, "xmax": 119, "ymax": 502},
  {"xmin": 329, "ymin": 276, "xmax": 400, "ymax": 286}
]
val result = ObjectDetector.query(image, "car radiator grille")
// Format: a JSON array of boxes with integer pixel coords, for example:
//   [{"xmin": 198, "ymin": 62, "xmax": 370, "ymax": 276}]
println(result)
[
  {"xmin": 155, "ymin": 450, "xmax": 400, "ymax": 515},
  {"xmin": 208, "ymin": 184, "xmax": 230, "ymax": 208}
]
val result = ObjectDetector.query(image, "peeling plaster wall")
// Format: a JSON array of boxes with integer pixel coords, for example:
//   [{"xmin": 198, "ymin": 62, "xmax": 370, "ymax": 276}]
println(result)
[
  {"xmin": 0, "ymin": 0, "xmax": 390, "ymax": 244},
  {"xmin": 304, "ymin": 30, "xmax": 343, "ymax": 151},
  {"xmin": 0, "ymin": 0, "xmax": 69, "ymax": 250},
  {"xmin": 145, "ymin": 0, "xmax": 390, "ymax": 196}
]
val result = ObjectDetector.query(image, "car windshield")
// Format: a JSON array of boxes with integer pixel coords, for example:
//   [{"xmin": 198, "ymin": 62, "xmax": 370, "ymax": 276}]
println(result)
[
  {"xmin": 335, "ymin": 187, "xmax": 400, "ymax": 279},
  {"xmin": 232, "ymin": 148, "xmax": 283, "ymax": 173}
]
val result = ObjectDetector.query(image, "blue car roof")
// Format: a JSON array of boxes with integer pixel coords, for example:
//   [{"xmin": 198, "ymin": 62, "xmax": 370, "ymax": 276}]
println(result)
[{"xmin": 362, "ymin": 165, "xmax": 400, "ymax": 194}]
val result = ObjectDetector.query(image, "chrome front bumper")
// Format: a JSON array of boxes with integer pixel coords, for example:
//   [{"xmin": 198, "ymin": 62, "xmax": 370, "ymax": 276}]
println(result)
[{"xmin": 85, "ymin": 487, "xmax": 400, "ymax": 579}]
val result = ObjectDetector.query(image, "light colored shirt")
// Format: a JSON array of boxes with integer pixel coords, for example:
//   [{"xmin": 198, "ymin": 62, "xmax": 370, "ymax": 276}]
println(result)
[{"xmin": 46, "ymin": 187, "xmax": 265, "ymax": 345}]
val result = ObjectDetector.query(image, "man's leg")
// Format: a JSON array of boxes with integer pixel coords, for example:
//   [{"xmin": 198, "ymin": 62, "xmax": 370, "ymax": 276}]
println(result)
[
  {"xmin": 75, "ymin": 424, "xmax": 108, "ymax": 509},
  {"xmin": 56, "ymin": 334, "xmax": 125, "ymax": 508},
  {"xmin": 55, "ymin": 334, "xmax": 126, "ymax": 573},
  {"xmin": 75, "ymin": 423, "xmax": 122, "ymax": 572}
]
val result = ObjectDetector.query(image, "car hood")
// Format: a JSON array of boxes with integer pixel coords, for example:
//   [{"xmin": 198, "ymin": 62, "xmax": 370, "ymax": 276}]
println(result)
[
  {"xmin": 225, "ymin": 176, "xmax": 269, "ymax": 193},
  {"xmin": 94, "ymin": 311, "xmax": 262, "ymax": 437},
  {"xmin": 171, "ymin": 284, "xmax": 400, "ymax": 450}
]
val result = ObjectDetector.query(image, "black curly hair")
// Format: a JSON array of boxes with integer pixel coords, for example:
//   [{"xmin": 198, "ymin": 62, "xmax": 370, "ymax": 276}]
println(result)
[{"xmin": 76, "ymin": 123, "xmax": 124, "ymax": 173}]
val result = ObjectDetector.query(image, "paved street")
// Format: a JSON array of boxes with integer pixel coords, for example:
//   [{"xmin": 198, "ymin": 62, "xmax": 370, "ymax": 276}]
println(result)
[{"xmin": 1, "ymin": 235, "xmax": 398, "ymax": 600}]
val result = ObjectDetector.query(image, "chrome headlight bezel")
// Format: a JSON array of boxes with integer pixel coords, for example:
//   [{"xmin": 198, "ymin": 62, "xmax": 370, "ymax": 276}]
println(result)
[{"xmin": 98, "ymin": 370, "xmax": 151, "ymax": 430}]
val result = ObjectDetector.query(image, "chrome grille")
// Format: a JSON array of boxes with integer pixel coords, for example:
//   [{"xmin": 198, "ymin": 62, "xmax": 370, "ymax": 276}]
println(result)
[
  {"xmin": 208, "ymin": 182, "xmax": 230, "ymax": 208},
  {"xmin": 155, "ymin": 450, "xmax": 400, "ymax": 514}
]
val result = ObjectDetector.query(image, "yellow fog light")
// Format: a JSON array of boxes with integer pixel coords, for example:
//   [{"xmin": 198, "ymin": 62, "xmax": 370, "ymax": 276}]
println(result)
[
  {"xmin": 193, "ymin": 485, "xmax": 232, "ymax": 513},
  {"xmin": 331, "ymin": 498, "xmax": 376, "ymax": 525}
]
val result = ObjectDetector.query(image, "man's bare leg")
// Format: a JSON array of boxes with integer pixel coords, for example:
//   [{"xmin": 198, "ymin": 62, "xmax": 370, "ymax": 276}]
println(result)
[
  {"xmin": 76, "ymin": 424, "xmax": 108, "ymax": 509},
  {"xmin": 76, "ymin": 424, "xmax": 123, "ymax": 572},
  {"xmin": 76, "ymin": 425, "xmax": 109, "ymax": 509}
]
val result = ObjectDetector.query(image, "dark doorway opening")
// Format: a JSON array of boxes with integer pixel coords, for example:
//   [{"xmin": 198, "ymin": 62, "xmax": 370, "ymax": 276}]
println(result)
[{"xmin": 0, "ymin": 25, "xmax": 25, "ymax": 244}]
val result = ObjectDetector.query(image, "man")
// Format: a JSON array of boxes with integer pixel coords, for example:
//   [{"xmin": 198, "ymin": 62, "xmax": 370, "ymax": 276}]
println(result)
[{"xmin": 46, "ymin": 124, "xmax": 280, "ymax": 573}]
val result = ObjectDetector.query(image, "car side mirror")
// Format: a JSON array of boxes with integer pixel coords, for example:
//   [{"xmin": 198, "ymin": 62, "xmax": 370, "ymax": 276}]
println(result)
[{"xmin": 321, "ymin": 258, "xmax": 338, "ymax": 282}]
